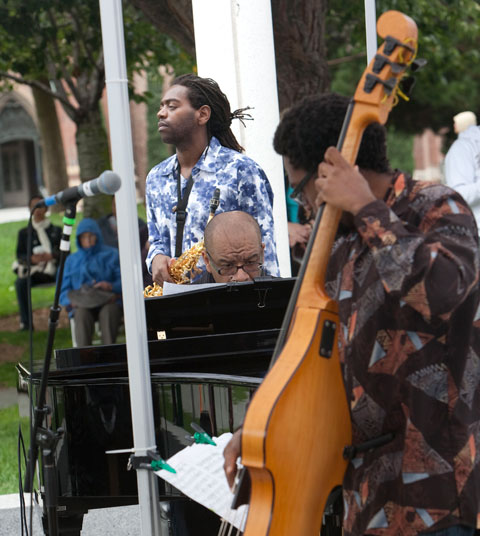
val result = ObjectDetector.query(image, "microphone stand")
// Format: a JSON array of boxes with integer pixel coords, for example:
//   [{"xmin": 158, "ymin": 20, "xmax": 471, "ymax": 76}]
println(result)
[{"xmin": 24, "ymin": 203, "xmax": 77, "ymax": 536}]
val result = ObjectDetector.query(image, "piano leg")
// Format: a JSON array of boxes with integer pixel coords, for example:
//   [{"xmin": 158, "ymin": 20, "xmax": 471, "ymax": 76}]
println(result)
[
  {"xmin": 321, "ymin": 487, "xmax": 344, "ymax": 536},
  {"xmin": 41, "ymin": 511, "xmax": 85, "ymax": 535}
]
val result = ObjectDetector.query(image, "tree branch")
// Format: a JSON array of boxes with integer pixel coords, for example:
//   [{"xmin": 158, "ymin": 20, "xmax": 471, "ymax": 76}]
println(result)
[
  {"xmin": 69, "ymin": 5, "xmax": 98, "ymax": 67},
  {"xmin": 130, "ymin": 0, "xmax": 195, "ymax": 55},
  {"xmin": 45, "ymin": 7, "xmax": 83, "ymax": 106},
  {"xmin": 327, "ymin": 51, "xmax": 366, "ymax": 67},
  {"xmin": 0, "ymin": 71, "xmax": 76, "ymax": 115},
  {"xmin": 165, "ymin": 0, "xmax": 194, "ymax": 38},
  {"xmin": 89, "ymin": 49, "xmax": 105, "ymax": 110}
]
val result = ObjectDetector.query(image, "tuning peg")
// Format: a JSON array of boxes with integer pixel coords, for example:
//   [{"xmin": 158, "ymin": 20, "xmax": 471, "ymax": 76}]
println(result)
[
  {"xmin": 410, "ymin": 58, "xmax": 427, "ymax": 72},
  {"xmin": 399, "ymin": 76, "xmax": 417, "ymax": 98},
  {"xmin": 373, "ymin": 54, "xmax": 406, "ymax": 75},
  {"xmin": 383, "ymin": 35, "xmax": 415, "ymax": 56},
  {"xmin": 364, "ymin": 74, "xmax": 397, "ymax": 95}
]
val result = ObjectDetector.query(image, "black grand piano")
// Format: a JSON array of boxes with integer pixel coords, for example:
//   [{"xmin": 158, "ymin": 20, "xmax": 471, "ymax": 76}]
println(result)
[{"xmin": 18, "ymin": 277, "xmax": 295, "ymax": 535}]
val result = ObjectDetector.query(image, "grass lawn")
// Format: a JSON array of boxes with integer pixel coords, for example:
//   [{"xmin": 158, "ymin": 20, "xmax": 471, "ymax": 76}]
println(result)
[
  {"xmin": 0, "ymin": 327, "xmax": 74, "ymax": 495},
  {"xmin": 0, "ymin": 206, "xmax": 145, "ymax": 495},
  {"xmin": 0, "ymin": 213, "xmax": 73, "ymax": 494},
  {"xmin": 0, "ymin": 405, "xmax": 30, "ymax": 495},
  {"xmin": 0, "ymin": 328, "xmax": 74, "ymax": 388},
  {"xmin": 0, "ymin": 203, "xmax": 147, "ymax": 318}
]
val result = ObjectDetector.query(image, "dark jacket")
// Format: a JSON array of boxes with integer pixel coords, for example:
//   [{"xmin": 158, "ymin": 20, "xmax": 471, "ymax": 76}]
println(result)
[{"xmin": 16, "ymin": 223, "xmax": 62, "ymax": 264}]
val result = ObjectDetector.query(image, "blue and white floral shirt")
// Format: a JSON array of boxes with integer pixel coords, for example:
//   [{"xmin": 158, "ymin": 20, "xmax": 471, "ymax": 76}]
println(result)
[{"xmin": 145, "ymin": 136, "xmax": 280, "ymax": 277}]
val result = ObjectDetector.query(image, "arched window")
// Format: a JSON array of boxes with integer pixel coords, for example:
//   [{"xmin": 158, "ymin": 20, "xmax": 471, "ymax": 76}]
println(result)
[{"xmin": 0, "ymin": 98, "xmax": 42, "ymax": 208}]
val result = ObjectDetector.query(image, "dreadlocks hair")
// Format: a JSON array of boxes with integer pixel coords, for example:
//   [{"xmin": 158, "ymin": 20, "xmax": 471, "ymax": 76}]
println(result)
[
  {"xmin": 273, "ymin": 93, "xmax": 390, "ymax": 174},
  {"xmin": 172, "ymin": 74, "xmax": 245, "ymax": 153}
]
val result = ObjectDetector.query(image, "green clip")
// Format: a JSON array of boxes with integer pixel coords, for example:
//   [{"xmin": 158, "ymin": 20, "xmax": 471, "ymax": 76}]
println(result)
[
  {"xmin": 63, "ymin": 216, "xmax": 76, "ymax": 225},
  {"xmin": 151, "ymin": 459, "xmax": 176, "ymax": 473},
  {"xmin": 193, "ymin": 432, "xmax": 216, "ymax": 446}
]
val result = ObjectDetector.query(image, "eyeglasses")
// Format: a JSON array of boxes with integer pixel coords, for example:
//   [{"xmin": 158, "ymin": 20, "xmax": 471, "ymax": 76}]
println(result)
[
  {"xmin": 289, "ymin": 170, "xmax": 316, "ymax": 204},
  {"xmin": 206, "ymin": 252, "xmax": 263, "ymax": 276}
]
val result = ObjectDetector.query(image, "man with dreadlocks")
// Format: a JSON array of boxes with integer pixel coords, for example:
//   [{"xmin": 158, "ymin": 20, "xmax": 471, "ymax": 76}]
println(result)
[{"xmin": 145, "ymin": 73, "xmax": 279, "ymax": 285}]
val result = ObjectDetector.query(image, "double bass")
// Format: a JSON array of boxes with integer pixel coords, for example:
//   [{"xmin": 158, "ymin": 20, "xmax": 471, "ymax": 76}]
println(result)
[{"xmin": 239, "ymin": 10, "xmax": 418, "ymax": 536}]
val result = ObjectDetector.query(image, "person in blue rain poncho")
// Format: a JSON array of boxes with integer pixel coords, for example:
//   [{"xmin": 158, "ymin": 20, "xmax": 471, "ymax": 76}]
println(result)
[{"xmin": 60, "ymin": 218, "xmax": 122, "ymax": 347}]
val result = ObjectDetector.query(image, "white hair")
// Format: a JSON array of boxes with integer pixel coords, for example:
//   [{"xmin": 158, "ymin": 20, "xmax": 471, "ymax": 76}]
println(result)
[{"xmin": 453, "ymin": 111, "xmax": 477, "ymax": 133}]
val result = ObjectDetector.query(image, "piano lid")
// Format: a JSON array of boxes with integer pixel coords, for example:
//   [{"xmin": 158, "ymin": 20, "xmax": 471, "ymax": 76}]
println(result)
[
  {"xmin": 52, "ymin": 329, "xmax": 280, "ymax": 377},
  {"xmin": 144, "ymin": 276, "xmax": 295, "ymax": 340}
]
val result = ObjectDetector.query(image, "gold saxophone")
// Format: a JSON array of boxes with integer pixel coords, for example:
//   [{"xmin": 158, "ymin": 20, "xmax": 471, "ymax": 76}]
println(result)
[{"xmin": 144, "ymin": 188, "xmax": 220, "ymax": 297}]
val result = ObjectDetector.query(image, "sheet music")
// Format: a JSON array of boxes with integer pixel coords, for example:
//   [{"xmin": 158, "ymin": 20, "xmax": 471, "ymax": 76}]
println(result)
[
  {"xmin": 155, "ymin": 432, "xmax": 247, "ymax": 530},
  {"xmin": 162, "ymin": 281, "xmax": 226, "ymax": 295}
]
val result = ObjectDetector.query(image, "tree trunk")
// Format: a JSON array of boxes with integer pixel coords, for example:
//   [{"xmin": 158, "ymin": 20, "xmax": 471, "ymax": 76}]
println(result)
[
  {"xmin": 130, "ymin": 71, "xmax": 149, "ymax": 200},
  {"xmin": 75, "ymin": 104, "xmax": 111, "ymax": 219},
  {"xmin": 130, "ymin": 0, "xmax": 195, "ymax": 55},
  {"xmin": 31, "ymin": 84, "xmax": 69, "ymax": 213},
  {"xmin": 131, "ymin": 0, "xmax": 330, "ymax": 112},
  {"xmin": 272, "ymin": 0, "xmax": 330, "ymax": 110}
]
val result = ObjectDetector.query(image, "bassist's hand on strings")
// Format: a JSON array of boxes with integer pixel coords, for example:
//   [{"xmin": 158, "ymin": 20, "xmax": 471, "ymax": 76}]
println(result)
[
  {"xmin": 223, "ymin": 428, "xmax": 242, "ymax": 489},
  {"xmin": 315, "ymin": 147, "xmax": 376, "ymax": 215}
]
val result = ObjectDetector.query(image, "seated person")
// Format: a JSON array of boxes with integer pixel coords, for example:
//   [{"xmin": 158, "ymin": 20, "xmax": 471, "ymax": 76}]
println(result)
[
  {"xmin": 97, "ymin": 195, "xmax": 148, "ymax": 249},
  {"xmin": 196, "ymin": 211, "xmax": 267, "ymax": 284},
  {"xmin": 13, "ymin": 195, "xmax": 62, "ymax": 331},
  {"xmin": 98, "ymin": 195, "xmax": 152, "ymax": 287},
  {"xmin": 60, "ymin": 218, "xmax": 122, "ymax": 346}
]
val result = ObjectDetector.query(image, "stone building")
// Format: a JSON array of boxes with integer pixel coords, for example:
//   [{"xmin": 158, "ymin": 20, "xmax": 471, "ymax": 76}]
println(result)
[
  {"xmin": 412, "ymin": 128, "xmax": 446, "ymax": 184},
  {"xmin": 0, "ymin": 88, "xmax": 43, "ymax": 208},
  {"xmin": 0, "ymin": 81, "xmax": 148, "ymax": 209}
]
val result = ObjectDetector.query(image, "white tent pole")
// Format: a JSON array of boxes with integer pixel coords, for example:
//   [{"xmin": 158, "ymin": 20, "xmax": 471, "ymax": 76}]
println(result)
[
  {"xmin": 364, "ymin": 0, "xmax": 377, "ymax": 63},
  {"xmin": 98, "ymin": 1, "xmax": 164, "ymax": 534}
]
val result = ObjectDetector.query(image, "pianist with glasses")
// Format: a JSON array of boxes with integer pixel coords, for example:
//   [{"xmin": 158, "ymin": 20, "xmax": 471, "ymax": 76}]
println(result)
[{"xmin": 194, "ymin": 210, "xmax": 268, "ymax": 284}]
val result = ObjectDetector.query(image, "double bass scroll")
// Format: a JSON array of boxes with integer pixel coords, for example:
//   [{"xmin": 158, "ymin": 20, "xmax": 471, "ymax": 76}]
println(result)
[{"xmin": 239, "ymin": 10, "xmax": 418, "ymax": 536}]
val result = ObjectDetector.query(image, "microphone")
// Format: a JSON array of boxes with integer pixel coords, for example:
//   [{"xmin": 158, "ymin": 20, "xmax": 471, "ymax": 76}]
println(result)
[{"xmin": 37, "ymin": 171, "xmax": 121, "ymax": 207}]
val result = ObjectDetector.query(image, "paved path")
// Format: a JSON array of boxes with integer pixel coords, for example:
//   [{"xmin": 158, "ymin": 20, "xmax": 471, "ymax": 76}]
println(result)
[
  {"xmin": 0, "ymin": 206, "xmax": 29, "ymax": 225},
  {"xmin": 0, "ymin": 494, "xmax": 142, "ymax": 535},
  {"xmin": 0, "ymin": 387, "xmax": 20, "ymax": 410}
]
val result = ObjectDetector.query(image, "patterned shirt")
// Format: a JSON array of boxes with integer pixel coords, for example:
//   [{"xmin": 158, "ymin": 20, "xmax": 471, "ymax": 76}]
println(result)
[
  {"xmin": 325, "ymin": 172, "xmax": 480, "ymax": 535},
  {"xmin": 145, "ymin": 136, "xmax": 279, "ymax": 277}
]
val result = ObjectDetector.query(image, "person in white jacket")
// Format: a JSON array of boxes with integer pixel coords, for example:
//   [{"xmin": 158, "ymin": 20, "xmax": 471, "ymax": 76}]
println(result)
[{"xmin": 444, "ymin": 111, "xmax": 480, "ymax": 233}]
